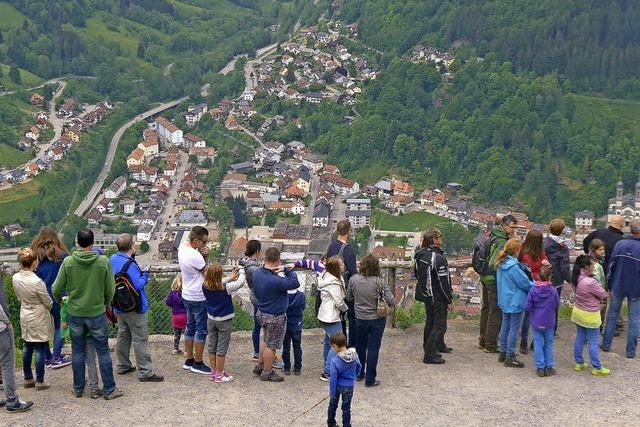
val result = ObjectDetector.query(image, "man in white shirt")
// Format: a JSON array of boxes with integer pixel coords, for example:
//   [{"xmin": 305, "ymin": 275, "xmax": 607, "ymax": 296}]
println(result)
[{"xmin": 178, "ymin": 226, "xmax": 211, "ymax": 375}]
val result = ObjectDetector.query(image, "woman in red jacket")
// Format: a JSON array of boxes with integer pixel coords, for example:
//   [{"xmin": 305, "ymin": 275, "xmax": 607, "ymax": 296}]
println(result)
[{"xmin": 518, "ymin": 230, "xmax": 549, "ymax": 354}]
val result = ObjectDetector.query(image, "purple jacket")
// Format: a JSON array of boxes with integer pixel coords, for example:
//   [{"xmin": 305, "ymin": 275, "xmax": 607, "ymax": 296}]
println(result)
[
  {"xmin": 164, "ymin": 290, "xmax": 186, "ymax": 316},
  {"xmin": 523, "ymin": 281, "xmax": 560, "ymax": 330}
]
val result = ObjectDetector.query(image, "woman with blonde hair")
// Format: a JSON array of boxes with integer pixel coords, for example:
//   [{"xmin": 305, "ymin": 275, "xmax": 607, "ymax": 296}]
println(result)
[
  {"xmin": 30, "ymin": 227, "xmax": 70, "ymax": 368},
  {"xmin": 13, "ymin": 248, "xmax": 54, "ymax": 390},
  {"xmin": 495, "ymin": 238, "xmax": 534, "ymax": 368}
]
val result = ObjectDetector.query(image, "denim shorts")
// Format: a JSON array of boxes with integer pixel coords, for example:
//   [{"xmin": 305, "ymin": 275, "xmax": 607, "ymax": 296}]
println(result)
[{"xmin": 183, "ymin": 299, "xmax": 208, "ymax": 343}]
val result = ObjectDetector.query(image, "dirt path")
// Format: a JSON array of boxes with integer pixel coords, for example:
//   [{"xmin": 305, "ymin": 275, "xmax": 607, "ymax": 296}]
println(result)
[{"xmin": 6, "ymin": 319, "xmax": 640, "ymax": 426}]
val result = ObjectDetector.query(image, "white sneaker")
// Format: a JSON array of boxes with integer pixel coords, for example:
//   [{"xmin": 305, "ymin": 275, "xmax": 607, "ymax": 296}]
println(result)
[{"xmin": 214, "ymin": 372, "xmax": 235, "ymax": 383}]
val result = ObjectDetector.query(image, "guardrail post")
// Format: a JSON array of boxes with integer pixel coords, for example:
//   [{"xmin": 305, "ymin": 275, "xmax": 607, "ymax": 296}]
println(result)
[{"xmin": 388, "ymin": 266, "xmax": 397, "ymax": 328}]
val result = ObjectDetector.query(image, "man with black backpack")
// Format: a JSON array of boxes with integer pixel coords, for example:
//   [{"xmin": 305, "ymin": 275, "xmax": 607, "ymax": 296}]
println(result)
[
  {"xmin": 476, "ymin": 214, "xmax": 517, "ymax": 354},
  {"xmin": 415, "ymin": 229, "xmax": 453, "ymax": 364},
  {"xmin": 109, "ymin": 234, "xmax": 163, "ymax": 382},
  {"xmin": 326, "ymin": 220, "xmax": 358, "ymax": 347}
]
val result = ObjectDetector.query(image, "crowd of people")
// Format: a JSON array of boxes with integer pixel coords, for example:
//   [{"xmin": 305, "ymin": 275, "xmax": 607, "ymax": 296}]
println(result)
[{"xmin": 1, "ymin": 214, "xmax": 640, "ymax": 423}]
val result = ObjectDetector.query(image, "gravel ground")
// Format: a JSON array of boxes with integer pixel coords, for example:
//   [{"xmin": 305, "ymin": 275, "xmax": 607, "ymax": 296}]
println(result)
[{"xmin": 4, "ymin": 319, "xmax": 640, "ymax": 426}]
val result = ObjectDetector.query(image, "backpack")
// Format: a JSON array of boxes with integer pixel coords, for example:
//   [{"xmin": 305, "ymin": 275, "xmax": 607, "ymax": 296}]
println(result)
[
  {"xmin": 472, "ymin": 230, "xmax": 493, "ymax": 276},
  {"xmin": 112, "ymin": 259, "xmax": 141, "ymax": 313},
  {"xmin": 414, "ymin": 248, "xmax": 436, "ymax": 302}
]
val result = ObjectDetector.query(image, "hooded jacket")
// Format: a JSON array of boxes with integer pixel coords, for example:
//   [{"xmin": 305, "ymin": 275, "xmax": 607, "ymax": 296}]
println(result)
[
  {"xmin": 608, "ymin": 236, "xmax": 640, "ymax": 300},
  {"xmin": 496, "ymin": 256, "xmax": 534, "ymax": 313},
  {"xmin": 52, "ymin": 250, "xmax": 115, "ymax": 318},
  {"xmin": 574, "ymin": 271, "xmax": 607, "ymax": 312},
  {"xmin": 481, "ymin": 225, "xmax": 510, "ymax": 285},
  {"xmin": 523, "ymin": 281, "xmax": 559, "ymax": 330},
  {"xmin": 286, "ymin": 290, "xmax": 306, "ymax": 332},
  {"xmin": 240, "ymin": 257, "xmax": 261, "ymax": 305},
  {"xmin": 317, "ymin": 271, "xmax": 348, "ymax": 324},
  {"xmin": 12, "ymin": 270, "xmax": 54, "ymax": 342},
  {"xmin": 329, "ymin": 347, "xmax": 362, "ymax": 397},
  {"xmin": 544, "ymin": 236, "xmax": 571, "ymax": 289}
]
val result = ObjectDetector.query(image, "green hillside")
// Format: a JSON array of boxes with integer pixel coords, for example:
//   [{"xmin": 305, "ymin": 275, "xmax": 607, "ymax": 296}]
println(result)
[
  {"xmin": 0, "ymin": 2, "xmax": 25, "ymax": 31},
  {"xmin": 0, "ymin": 63, "xmax": 44, "ymax": 90}
]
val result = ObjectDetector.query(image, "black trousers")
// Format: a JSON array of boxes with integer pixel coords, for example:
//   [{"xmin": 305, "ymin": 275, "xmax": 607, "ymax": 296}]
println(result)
[{"xmin": 423, "ymin": 299, "xmax": 448, "ymax": 359}]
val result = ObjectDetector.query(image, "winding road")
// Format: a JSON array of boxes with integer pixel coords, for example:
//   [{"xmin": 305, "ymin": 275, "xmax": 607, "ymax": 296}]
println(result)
[{"xmin": 74, "ymin": 96, "xmax": 188, "ymax": 217}]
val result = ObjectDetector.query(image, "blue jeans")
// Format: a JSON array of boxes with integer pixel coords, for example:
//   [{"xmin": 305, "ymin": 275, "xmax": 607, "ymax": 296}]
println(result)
[
  {"xmin": 356, "ymin": 317, "xmax": 386, "ymax": 386},
  {"xmin": 46, "ymin": 303, "xmax": 64, "ymax": 361},
  {"xmin": 23, "ymin": 341, "xmax": 47, "ymax": 382},
  {"xmin": 602, "ymin": 294, "xmax": 640, "ymax": 357},
  {"xmin": 327, "ymin": 385, "xmax": 353, "ymax": 427},
  {"xmin": 282, "ymin": 328, "xmax": 302, "ymax": 371},
  {"xmin": 574, "ymin": 325, "xmax": 601, "ymax": 368},
  {"xmin": 252, "ymin": 304, "xmax": 260, "ymax": 355},
  {"xmin": 532, "ymin": 328, "xmax": 554, "ymax": 368},
  {"xmin": 499, "ymin": 311, "xmax": 524, "ymax": 357},
  {"xmin": 520, "ymin": 311, "xmax": 530, "ymax": 346},
  {"xmin": 322, "ymin": 321, "xmax": 343, "ymax": 375},
  {"xmin": 68, "ymin": 313, "xmax": 116, "ymax": 395},
  {"xmin": 183, "ymin": 299, "xmax": 208, "ymax": 343}
]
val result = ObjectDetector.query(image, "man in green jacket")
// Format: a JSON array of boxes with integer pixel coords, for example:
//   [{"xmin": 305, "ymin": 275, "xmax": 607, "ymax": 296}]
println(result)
[
  {"xmin": 478, "ymin": 214, "xmax": 517, "ymax": 353},
  {"xmin": 52, "ymin": 228, "xmax": 122, "ymax": 400}
]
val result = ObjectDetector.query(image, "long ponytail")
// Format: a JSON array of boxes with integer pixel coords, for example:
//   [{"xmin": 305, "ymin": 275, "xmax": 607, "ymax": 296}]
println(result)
[
  {"xmin": 494, "ymin": 238, "xmax": 522, "ymax": 270},
  {"xmin": 571, "ymin": 255, "xmax": 593, "ymax": 288}
]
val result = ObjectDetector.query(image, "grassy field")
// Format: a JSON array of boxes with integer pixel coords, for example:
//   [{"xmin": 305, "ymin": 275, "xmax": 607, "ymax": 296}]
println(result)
[
  {"xmin": 0, "ymin": 2, "xmax": 26, "ymax": 31},
  {"xmin": 0, "ymin": 144, "xmax": 30, "ymax": 168},
  {"xmin": 0, "ymin": 63, "xmax": 44, "ymax": 90},
  {"xmin": 372, "ymin": 210, "xmax": 452, "ymax": 232},
  {"xmin": 81, "ymin": 15, "xmax": 140, "ymax": 57},
  {"xmin": 571, "ymin": 94, "xmax": 640, "ymax": 135},
  {"xmin": 0, "ymin": 174, "xmax": 45, "ymax": 224},
  {"xmin": 379, "ymin": 234, "xmax": 409, "ymax": 247}
]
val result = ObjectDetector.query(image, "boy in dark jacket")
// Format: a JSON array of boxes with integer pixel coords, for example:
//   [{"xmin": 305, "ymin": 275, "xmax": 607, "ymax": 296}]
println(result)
[
  {"xmin": 543, "ymin": 218, "xmax": 571, "ymax": 335},
  {"xmin": 523, "ymin": 265, "xmax": 560, "ymax": 377},
  {"xmin": 328, "ymin": 332, "xmax": 361, "ymax": 427},
  {"xmin": 282, "ymin": 289, "xmax": 306, "ymax": 375}
]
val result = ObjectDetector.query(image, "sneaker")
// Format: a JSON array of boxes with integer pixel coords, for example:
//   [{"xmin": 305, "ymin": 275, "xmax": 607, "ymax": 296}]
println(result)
[
  {"xmin": 23, "ymin": 379, "xmax": 35, "ymax": 388},
  {"xmin": 252, "ymin": 364, "xmax": 264, "ymax": 376},
  {"xmin": 544, "ymin": 368, "xmax": 556, "ymax": 377},
  {"xmin": 320, "ymin": 372, "xmax": 330, "ymax": 382},
  {"xmin": 504, "ymin": 356, "xmax": 525, "ymax": 368},
  {"xmin": 214, "ymin": 372, "xmax": 235, "ymax": 383},
  {"xmin": 252, "ymin": 353, "xmax": 259, "ymax": 360},
  {"xmin": 5, "ymin": 399, "xmax": 33, "ymax": 413},
  {"xmin": 117, "ymin": 366, "xmax": 136, "ymax": 375},
  {"xmin": 536, "ymin": 368, "xmax": 545, "ymax": 377},
  {"xmin": 283, "ymin": 369, "xmax": 291, "ymax": 375},
  {"xmin": 183, "ymin": 358, "xmax": 195, "ymax": 370},
  {"xmin": 423, "ymin": 356, "xmax": 446, "ymax": 365},
  {"xmin": 439, "ymin": 346, "xmax": 453, "ymax": 354},
  {"xmin": 35, "ymin": 382, "xmax": 50, "ymax": 390},
  {"xmin": 574, "ymin": 362, "xmax": 588, "ymax": 371},
  {"xmin": 45, "ymin": 359, "xmax": 54, "ymax": 369},
  {"xmin": 365, "ymin": 380, "xmax": 381, "ymax": 387},
  {"xmin": 172, "ymin": 349, "xmax": 182, "ymax": 355},
  {"xmin": 190, "ymin": 362, "xmax": 211, "ymax": 375},
  {"xmin": 293, "ymin": 369, "xmax": 301, "ymax": 376},
  {"xmin": 90, "ymin": 389, "xmax": 104, "ymax": 399},
  {"xmin": 498, "ymin": 352, "xmax": 506, "ymax": 363},
  {"xmin": 592, "ymin": 367, "xmax": 611, "ymax": 376},
  {"xmin": 260, "ymin": 370, "xmax": 284, "ymax": 382},
  {"xmin": 478, "ymin": 342, "xmax": 485, "ymax": 350},
  {"xmin": 273, "ymin": 360, "xmax": 284, "ymax": 370},
  {"xmin": 51, "ymin": 356, "xmax": 72, "ymax": 369},
  {"xmin": 103, "ymin": 388, "xmax": 124, "ymax": 400}
]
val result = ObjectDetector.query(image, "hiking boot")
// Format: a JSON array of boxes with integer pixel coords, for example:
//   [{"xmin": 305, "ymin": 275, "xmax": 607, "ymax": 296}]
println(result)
[
  {"xmin": 260, "ymin": 370, "xmax": 284, "ymax": 382},
  {"xmin": 320, "ymin": 372, "xmax": 330, "ymax": 382},
  {"xmin": 365, "ymin": 380, "xmax": 381, "ymax": 387},
  {"xmin": 439, "ymin": 346, "xmax": 453, "ymax": 354},
  {"xmin": 574, "ymin": 362, "xmax": 587, "ymax": 371},
  {"xmin": 478, "ymin": 341, "xmax": 485, "ymax": 350},
  {"xmin": 544, "ymin": 368, "xmax": 556, "ymax": 377},
  {"xmin": 252, "ymin": 363, "xmax": 264, "ymax": 376},
  {"xmin": 423, "ymin": 357, "xmax": 445, "ymax": 365},
  {"xmin": 23, "ymin": 379, "xmax": 35, "ymax": 388},
  {"xmin": 293, "ymin": 368, "xmax": 301, "ymax": 376},
  {"xmin": 35, "ymin": 382, "xmax": 50, "ymax": 391},
  {"xmin": 183, "ymin": 358, "xmax": 195, "ymax": 370},
  {"xmin": 5, "ymin": 400, "xmax": 33, "ymax": 413},
  {"xmin": 190, "ymin": 362, "xmax": 211, "ymax": 375},
  {"xmin": 536, "ymin": 368, "xmax": 545, "ymax": 377},
  {"xmin": 103, "ymin": 388, "xmax": 124, "ymax": 400},
  {"xmin": 504, "ymin": 356, "xmax": 525, "ymax": 368},
  {"xmin": 519, "ymin": 343, "xmax": 528, "ymax": 355},
  {"xmin": 90, "ymin": 389, "xmax": 104, "ymax": 399},
  {"xmin": 592, "ymin": 367, "xmax": 611, "ymax": 376},
  {"xmin": 283, "ymin": 369, "xmax": 291, "ymax": 375},
  {"xmin": 498, "ymin": 352, "xmax": 506, "ymax": 363},
  {"xmin": 139, "ymin": 374, "xmax": 164, "ymax": 382}
]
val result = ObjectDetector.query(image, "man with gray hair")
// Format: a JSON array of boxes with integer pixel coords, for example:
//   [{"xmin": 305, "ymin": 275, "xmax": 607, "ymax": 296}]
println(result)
[
  {"xmin": 109, "ymin": 234, "xmax": 163, "ymax": 382},
  {"xmin": 602, "ymin": 219, "xmax": 640, "ymax": 358}
]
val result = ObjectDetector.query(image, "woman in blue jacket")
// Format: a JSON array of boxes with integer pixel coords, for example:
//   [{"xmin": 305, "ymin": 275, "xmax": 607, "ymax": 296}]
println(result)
[{"xmin": 495, "ymin": 238, "xmax": 534, "ymax": 368}]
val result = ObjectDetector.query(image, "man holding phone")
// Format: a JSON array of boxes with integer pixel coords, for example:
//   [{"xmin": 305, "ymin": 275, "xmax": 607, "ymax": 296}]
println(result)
[{"xmin": 251, "ymin": 247, "xmax": 300, "ymax": 382}]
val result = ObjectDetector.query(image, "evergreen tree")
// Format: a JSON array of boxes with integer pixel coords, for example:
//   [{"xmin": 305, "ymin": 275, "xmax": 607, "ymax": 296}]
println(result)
[
  {"xmin": 0, "ymin": 30, "xmax": 4, "ymax": 44},
  {"xmin": 9, "ymin": 64, "xmax": 21, "ymax": 84},
  {"xmin": 137, "ymin": 42, "xmax": 146, "ymax": 59}
]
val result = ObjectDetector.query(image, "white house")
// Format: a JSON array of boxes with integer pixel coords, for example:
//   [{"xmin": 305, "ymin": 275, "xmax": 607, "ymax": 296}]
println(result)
[
  {"xmin": 185, "ymin": 104, "xmax": 208, "ymax": 127},
  {"xmin": 136, "ymin": 223, "xmax": 154, "ymax": 242},
  {"xmin": 154, "ymin": 116, "xmax": 183, "ymax": 146},
  {"xmin": 104, "ymin": 177, "xmax": 127, "ymax": 200}
]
